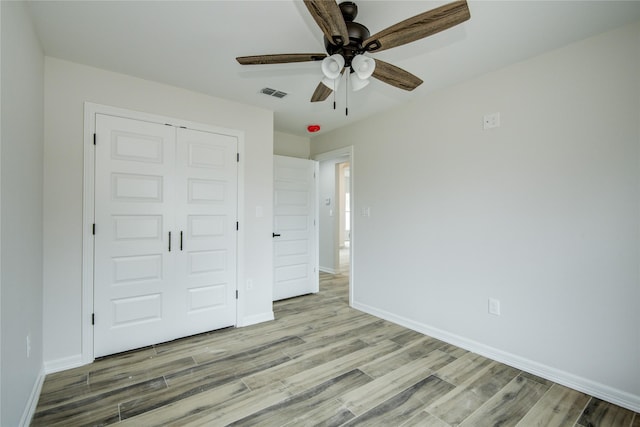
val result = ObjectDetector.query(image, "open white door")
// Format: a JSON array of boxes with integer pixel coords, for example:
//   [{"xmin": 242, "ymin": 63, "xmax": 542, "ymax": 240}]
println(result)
[{"xmin": 273, "ymin": 155, "xmax": 319, "ymax": 300}]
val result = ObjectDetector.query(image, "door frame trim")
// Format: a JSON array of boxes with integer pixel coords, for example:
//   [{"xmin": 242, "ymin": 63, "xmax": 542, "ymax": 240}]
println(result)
[
  {"xmin": 82, "ymin": 102, "xmax": 245, "ymax": 364},
  {"xmin": 312, "ymin": 146, "xmax": 354, "ymax": 306}
]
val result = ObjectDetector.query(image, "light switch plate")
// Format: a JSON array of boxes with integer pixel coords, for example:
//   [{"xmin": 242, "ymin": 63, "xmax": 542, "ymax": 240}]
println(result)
[{"xmin": 488, "ymin": 298, "xmax": 501, "ymax": 316}]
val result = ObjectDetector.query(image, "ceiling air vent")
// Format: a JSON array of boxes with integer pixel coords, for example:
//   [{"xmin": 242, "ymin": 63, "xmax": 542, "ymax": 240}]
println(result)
[{"xmin": 260, "ymin": 87, "xmax": 288, "ymax": 99}]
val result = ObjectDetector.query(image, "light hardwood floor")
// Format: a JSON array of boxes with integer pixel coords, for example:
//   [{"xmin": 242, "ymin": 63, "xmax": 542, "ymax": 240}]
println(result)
[{"xmin": 33, "ymin": 272, "xmax": 639, "ymax": 426}]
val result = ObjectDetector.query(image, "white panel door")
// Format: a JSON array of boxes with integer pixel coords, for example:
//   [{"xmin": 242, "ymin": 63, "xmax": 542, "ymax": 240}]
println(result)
[
  {"xmin": 175, "ymin": 127, "xmax": 237, "ymax": 335},
  {"xmin": 273, "ymin": 155, "xmax": 318, "ymax": 300},
  {"xmin": 94, "ymin": 114, "xmax": 237, "ymax": 357}
]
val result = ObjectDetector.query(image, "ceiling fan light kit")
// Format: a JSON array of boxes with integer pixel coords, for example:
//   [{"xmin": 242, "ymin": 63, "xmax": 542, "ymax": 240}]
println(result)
[
  {"xmin": 321, "ymin": 54, "xmax": 345, "ymax": 79},
  {"xmin": 236, "ymin": 0, "xmax": 470, "ymax": 106},
  {"xmin": 351, "ymin": 54, "xmax": 375, "ymax": 80}
]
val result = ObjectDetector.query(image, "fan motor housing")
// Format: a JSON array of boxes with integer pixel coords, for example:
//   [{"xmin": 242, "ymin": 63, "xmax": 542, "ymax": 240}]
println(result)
[
  {"xmin": 323, "ymin": 1, "xmax": 371, "ymax": 67},
  {"xmin": 324, "ymin": 21, "xmax": 370, "ymax": 66}
]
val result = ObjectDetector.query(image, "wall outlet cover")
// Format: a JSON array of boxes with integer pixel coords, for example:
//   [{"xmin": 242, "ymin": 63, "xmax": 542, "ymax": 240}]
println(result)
[{"xmin": 483, "ymin": 112, "xmax": 501, "ymax": 130}]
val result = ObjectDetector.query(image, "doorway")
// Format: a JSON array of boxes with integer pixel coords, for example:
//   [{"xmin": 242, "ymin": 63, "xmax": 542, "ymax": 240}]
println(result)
[
  {"xmin": 313, "ymin": 147, "xmax": 354, "ymax": 305},
  {"xmin": 337, "ymin": 161, "xmax": 350, "ymax": 274}
]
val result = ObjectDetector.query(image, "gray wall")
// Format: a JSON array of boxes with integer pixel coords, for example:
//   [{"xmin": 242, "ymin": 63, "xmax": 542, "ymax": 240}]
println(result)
[
  {"xmin": 274, "ymin": 131, "xmax": 310, "ymax": 159},
  {"xmin": 1, "ymin": 2, "xmax": 45, "ymax": 425},
  {"xmin": 311, "ymin": 21, "xmax": 640, "ymax": 409}
]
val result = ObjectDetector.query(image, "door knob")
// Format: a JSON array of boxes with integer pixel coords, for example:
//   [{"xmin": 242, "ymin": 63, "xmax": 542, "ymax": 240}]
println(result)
[{"xmin": 272, "ymin": 233, "xmax": 281, "ymax": 238}]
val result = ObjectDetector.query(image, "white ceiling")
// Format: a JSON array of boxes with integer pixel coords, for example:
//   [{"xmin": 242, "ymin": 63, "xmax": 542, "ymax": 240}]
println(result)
[{"xmin": 27, "ymin": 0, "xmax": 640, "ymax": 137}]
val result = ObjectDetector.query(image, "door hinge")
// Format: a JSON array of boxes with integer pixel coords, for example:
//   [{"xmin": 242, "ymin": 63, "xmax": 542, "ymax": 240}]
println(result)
[
  {"xmin": 93, "ymin": 133, "xmax": 96, "ymax": 145},
  {"xmin": 237, "ymin": 153, "xmax": 240, "ymax": 162},
  {"xmin": 236, "ymin": 221, "xmax": 239, "ymax": 231},
  {"xmin": 92, "ymin": 223, "xmax": 96, "ymax": 235},
  {"xmin": 235, "ymin": 290, "xmax": 238, "ymax": 299},
  {"xmin": 91, "ymin": 313, "xmax": 95, "ymax": 325}
]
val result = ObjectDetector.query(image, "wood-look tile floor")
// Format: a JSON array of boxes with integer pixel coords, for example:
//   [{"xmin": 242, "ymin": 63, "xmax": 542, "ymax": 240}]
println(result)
[{"xmin": 33, "ymin": 273, "xmax": 639, "ymax": 426}]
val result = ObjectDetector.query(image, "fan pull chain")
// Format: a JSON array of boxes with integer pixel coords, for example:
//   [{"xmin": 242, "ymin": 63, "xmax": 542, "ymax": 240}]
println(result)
[
  {"xmin": 333, "ymin": 78, "xmax": 337, "ymax": 110},
  {"xmin": 345, "ymin": 70, "xmax": 349, "ymax": 116}
]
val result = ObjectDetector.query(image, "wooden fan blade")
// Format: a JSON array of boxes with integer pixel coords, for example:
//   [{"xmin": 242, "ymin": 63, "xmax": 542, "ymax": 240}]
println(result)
[
  {"xmin": 303, "ymin": 0, "xmax": 349, "ymax": 46},
  {"xmin": 311, "ymin": 81, "xmax": 333, "ymax": 102},
  {"xmin": 364, "ymin": 0, "xmax": 470, "ymax": 52},
  {"xmin": 372, "ymin": 59, "xmax": 423, "ymax": 91},
  {"xmin": 236, "ymin": 53, "xmax": 326, "ymax": 65}
]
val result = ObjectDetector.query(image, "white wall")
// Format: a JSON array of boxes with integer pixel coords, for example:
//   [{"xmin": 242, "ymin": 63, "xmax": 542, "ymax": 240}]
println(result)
[
  {"xmin": 1, "ymin": 2, "xmax": 45, "ymax": 425},
  {"xmin": 43, "ymin": 58, "xmax": 274, "ymax": 365},
  {"xmin": 274, "ymin": 131, "xmax": 310, "ymax": 158},
  {"xmin": 311, "ymin": 21, "xmax": 640, "ymax": 410}
]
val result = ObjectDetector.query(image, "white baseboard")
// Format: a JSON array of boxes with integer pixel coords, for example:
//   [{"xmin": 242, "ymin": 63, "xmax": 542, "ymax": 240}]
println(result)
[
  {"xmin": 319, "ymin": 266, "xmax": 338, "ymax": 274},
  {"xmin": 237, "ymin": 311, "xmax": 274, "ymax": 327},
  {"xmin": 352, "ymin": 301, "xmax": 640, "ymax": 413},
  {"xmin": 19, "ymin": 366, "xmax": 45, "ymax": 427},
  {"xmin": 43, "ymin": 353, "xmax": 85, "ymax": 374}
]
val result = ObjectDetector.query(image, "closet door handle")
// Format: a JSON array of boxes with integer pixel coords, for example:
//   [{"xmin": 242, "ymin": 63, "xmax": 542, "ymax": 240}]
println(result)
[
  {"xmin": 272, "ymin": 233, "xmax": 281, "ymax": 238},
  {"xmin": 180, "ymin": 231, "xmax": 183, "ymax": 251},
  {"xmin": 168, "ymin": 231, "xmax": 172, "ymax": 252}
]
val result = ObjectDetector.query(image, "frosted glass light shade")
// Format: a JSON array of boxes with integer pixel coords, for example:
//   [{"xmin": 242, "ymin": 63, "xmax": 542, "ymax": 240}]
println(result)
[
  {"xmin": 350, "ymin": 73, "xmax": 370, "ymax": 91},
  {"xmin": 321, "ymin": 54, "xmax": 345, "ymax": 79},
  {"xmin": 351, "ymin": 55, "xmax": 375, "ymax": 79},
  {"xmin": 321, "ymin": 75, "xmax": 341, "ymax": 90}
]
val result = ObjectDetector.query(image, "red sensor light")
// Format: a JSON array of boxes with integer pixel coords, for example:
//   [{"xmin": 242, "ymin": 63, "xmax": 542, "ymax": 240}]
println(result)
[{"xmin": 307, "ymin": 124, "xmax": 321, "ymax": 133}]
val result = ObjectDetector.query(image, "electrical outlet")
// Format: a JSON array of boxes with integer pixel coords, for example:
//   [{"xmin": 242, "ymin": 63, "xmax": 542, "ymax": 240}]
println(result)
[
  {"xmin": 483, "ymin": 112, "xmax": 501, "ymax": 130},
  {"xmin": 26, "ymin": 335, "xmax": 32, "ymax": 358},
  {"xmin": 488, "ymin": 298, "xmax": 501, "ymax": 316},
  {"xmin": 246, "ymin": 279, "xmax": 253, "ymax": 290}
]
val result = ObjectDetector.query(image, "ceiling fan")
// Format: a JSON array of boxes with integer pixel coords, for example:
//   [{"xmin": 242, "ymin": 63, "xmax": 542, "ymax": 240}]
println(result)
[{"xmin": 236, "ymin": 0, "xmax": 471, "ymax": 103}]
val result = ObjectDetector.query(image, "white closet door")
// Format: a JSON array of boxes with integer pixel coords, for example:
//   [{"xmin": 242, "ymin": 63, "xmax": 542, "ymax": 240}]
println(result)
[
  {"xmin": 94, "ymin": 114, "xmax": 177, "ymax": 357},
  {"xmin": 175, "ymin": 127, "xmax": 238, "ymax": 335},
  {"xmin": 94, "ymin": 115, "xmax": 237, "ymax": 357},
  {"xmin": 273, "ymin": 155, "xmax": 319, "ymax": 301}
]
